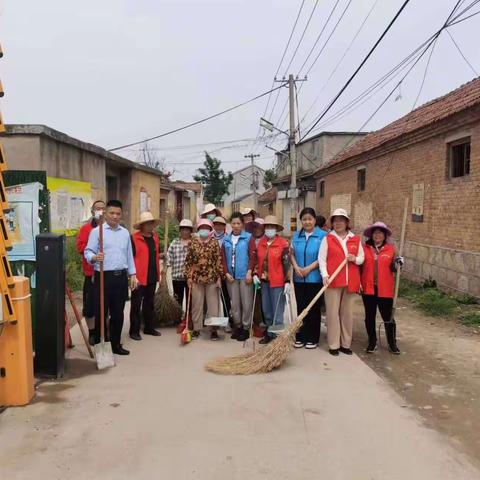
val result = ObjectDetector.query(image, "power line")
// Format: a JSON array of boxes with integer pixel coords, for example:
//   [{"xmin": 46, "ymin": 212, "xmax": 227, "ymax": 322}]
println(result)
[
  {"xmin": 446, "ymin": 29, "xmax": 479, "ymax": 75},
  {"xmin": 109, "ymin": 83, "xmax": 286, "ymax": 151},
  {"xmin": 299, "ymin": 0, "xmax": 380, "ymax": 127},
  {"xmin": 300, "ymin": 0, "xmax": 413, "ymax": 141},
  {"xmin": 412, "ymin": 37, "xmax": 439, "ymax": 109}
]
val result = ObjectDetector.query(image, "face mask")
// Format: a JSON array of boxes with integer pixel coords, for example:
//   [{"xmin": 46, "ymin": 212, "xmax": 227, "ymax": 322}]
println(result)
[
  {"xmin": 265, "ymin": 229, "xmax": 277, "ymax": 239},
  {"xmin": 207, "ymin": 214, "xmax": 216, "ymax": 221},
  {"xmin": 198, "ymin": 229, "xmax": 210, "ymax": 239}
]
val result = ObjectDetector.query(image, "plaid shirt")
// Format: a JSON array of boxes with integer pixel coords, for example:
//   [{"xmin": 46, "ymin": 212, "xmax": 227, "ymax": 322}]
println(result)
[{"xmin": 167, "ymin": 238, "xmax": 190, "ymax": 280}]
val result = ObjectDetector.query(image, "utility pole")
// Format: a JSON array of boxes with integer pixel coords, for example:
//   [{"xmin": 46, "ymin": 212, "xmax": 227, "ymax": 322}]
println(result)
[
  {"xmin": 269, "ymin": 74, "xmax": 306, "ymax": 233},
  {"xmin": 288, "ymin": 74, "xmax": 297, "ymax": 234},
  {"xmin": 244, "ymin": 153, "xmax": 260, "ymax": 211}
]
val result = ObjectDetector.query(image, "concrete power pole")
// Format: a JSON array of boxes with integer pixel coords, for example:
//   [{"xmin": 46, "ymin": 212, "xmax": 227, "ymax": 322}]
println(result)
[
  {"xmin": 244, "ymin": 153, "xmax": 260, "ymax": 210},
  {"xmin": 288, "ymin": 74, "xmax": 297, "ymax": 234}
]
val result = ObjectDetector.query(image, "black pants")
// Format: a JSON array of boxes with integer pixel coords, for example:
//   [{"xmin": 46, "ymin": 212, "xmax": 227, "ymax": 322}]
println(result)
[
  {"xmin": 94, "ymin": 270, "xmax": 128, "ymax": 348},
  {"xmin": 172, "ymin": 279, "xmax": 190, "ymax": 309},
  {"xmin": 130, "ymin": 283, "xmax": 156, "ymax": 335},
  {"xmin": 362, "ymin": 288, "xmax": 397, "ymax": 347},
  {"xmin": 82, "ymin": 275, "xmax": 95, "ymax": 319},
  {"xmin": 294, "ymin": 282, "xmax": 323, "ymax": 344}
]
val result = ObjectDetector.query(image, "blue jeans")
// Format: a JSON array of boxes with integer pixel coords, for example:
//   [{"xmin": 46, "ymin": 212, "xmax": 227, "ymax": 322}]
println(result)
[{"xmin": 261, "ymin": 282, "xmax": 285, "ymax": 333}]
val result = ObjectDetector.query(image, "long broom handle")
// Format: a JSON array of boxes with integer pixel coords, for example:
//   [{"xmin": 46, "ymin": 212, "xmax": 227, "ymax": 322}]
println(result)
[
  {"xmin": 99, "ymin": 218, "xmax": 105, "ymax": 343},
  {"xmin": 295, "ymin": 258, "xmax": 348, "ymax": 325},
  {"xmin": 392, "ymin": 197, "xmax": 409, "ymax": 310},
  {"xmin": 66, "ymin": 284, "xmax": 94, "ymax": 359}
]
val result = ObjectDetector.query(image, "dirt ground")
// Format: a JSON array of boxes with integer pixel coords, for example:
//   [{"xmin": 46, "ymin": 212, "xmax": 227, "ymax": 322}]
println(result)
[{"xmin": 349, "ymin": 296, "xmax": 480, "ymax": 468}]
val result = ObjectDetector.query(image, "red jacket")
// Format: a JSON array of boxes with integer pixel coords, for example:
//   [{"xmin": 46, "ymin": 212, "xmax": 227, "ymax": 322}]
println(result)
[
  {"xmin": 361, "ymin": 243, "xmax": 395, "ymax": 298},
  {"xmin": 77, "ymin": 220, "xmax": 95, "ymax": 276},
  {"xmin": 131, "ymin": 231, "xmax": 161, "ymax": 286},
  {"xmin": 326, "ymin": 234, "xmax": 361, "ymax": 293},
  {"xmin": 256, "ymin": 235, "xmax": 289, "ymax": 288}
]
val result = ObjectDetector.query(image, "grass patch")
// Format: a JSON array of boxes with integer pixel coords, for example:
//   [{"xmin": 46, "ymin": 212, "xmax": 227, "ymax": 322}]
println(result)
[
  {"xmin": 460, "ymin": 311, "xmax": 480, "ymax": 326},
  {"xmin": 66, "ymin": 235, "xmax": 84, "ymax": 292},
  {"xmin": 399, "ymin": 278, "xmax": 479, "ymax": 322}
]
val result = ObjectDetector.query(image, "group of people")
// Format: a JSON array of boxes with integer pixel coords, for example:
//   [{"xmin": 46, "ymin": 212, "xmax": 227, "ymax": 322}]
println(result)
[{"xmin": 76, "ymin": 199, "xmax": 403, "ymax": 358}]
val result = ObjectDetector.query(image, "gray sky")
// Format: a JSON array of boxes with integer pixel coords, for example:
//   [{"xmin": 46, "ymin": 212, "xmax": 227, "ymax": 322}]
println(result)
[{"xmin": 2, "ymin": 0, "xmax": 479, "ymax": 180}]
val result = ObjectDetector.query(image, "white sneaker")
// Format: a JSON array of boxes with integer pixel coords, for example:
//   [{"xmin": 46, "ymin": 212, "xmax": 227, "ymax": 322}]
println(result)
[
  {"xmin": 294, "ymin": 341, "xmax": 305, "ymax": 349},
  {"xmin": 305, "ymin": 342, "xmax": 318, "ymax": 350}
]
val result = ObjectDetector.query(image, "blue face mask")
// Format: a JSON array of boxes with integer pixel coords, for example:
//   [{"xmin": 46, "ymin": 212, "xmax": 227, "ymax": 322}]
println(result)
[
  {"xmin": 207, "ymin": 214, "xmax": 216, "ymax": 221},
  {"xmin": 198, "ymin": 229, "xmax": 210, "ymax": 239},
  {"xmin": 265, "ymin": 228, "xmax": 277, "ymax": 239}
]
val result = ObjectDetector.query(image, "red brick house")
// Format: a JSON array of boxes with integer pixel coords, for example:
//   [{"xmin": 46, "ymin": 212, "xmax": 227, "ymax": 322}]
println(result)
[{"xmin": 314, "ymin": 78, "xmax": 480, "ymax": 298}]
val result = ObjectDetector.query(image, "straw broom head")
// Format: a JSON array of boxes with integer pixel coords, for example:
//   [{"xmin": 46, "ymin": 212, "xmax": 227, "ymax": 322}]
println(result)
[
  {"xmin": 204, "ymin": 259, "xmax": 347, "ymax": 375},
  {"xmin": 154, "ymin": 275, "xmax": 183, "ymax": 327}
]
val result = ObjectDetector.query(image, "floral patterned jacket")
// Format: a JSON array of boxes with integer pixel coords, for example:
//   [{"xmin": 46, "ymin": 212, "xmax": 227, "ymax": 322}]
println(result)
[{"xmin": 184, "ymin": 236, "xmax": 224, "ymax": 285}]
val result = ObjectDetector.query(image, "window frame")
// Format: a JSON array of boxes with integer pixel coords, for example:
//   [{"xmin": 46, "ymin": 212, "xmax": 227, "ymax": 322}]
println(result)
[
  {"xmin": 357, "ymin": 167, "xmax": 366, "ymax": 192},
  {"xmin": 448, "ymin": 137, "xmax": 471, "ymax": 179},
  {"xmin": 318, "ymin": 179, "xmax": 325, "ymax": 198}
]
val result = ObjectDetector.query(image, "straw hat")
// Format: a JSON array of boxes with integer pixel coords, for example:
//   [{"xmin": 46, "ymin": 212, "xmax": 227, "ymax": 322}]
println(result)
[
  {"xmin": 363, "ymin": 221, "xmax": 392, "ymax": 238},
  {"xmin": 212, "ymin": 216, "xmax": 226, "ymax": 225},
  {"xmin": 263, "ymin": 215, "xmax": 284, "ymax": 231},
  {"xmin": 329, "ymin": 208, "xmax": 350, "ymax": 223},
  {"xmin": 133, "ymin": 211, "xmax": 160, "ymax": 230},
  {"xmin": 201, "ymin": 203, "xmax": 222, "ymax": 216},
  {"xmin": 241, "ymin": 207, "xmax": 257, "ymax": 216},
  {"xmin": 179, "ymin": 219, "xmax": 193, "ymax": 229},
  {"xmin": 196, "ymin": 219, "xmax": 214, "ymax": 230}
]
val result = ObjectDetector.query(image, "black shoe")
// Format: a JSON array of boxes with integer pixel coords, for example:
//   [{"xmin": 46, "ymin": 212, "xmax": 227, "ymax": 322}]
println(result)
[
  {"xmin": 236, "ymin": 329, "xmax": 249, "ymax": 342},
  {"xmin": 230, "ymin": 328, "xmax": 241, "ymax": 340},
  {"xmin": 339, "ymin": 347, "xmax": 353, "ymax": 355},
  {"xmin": 129, "ymin": 333, "xmax": 142, "ymax": 341},
  {"xmin": 112, "ymin": 345, "xmax": 130, "ymax": 355},
  {"xmin": 329, "ymin": 349, "xmax": 339, "ymax": 356},
  {"xmin": 210, "ymin": 330, "xmax": 219, "ymax": 341},
  {"xmin": 389, "ymin": 344, "xmax": 401, "ymax": 355},
  {"xmin": 192, "ymin": 330, "xmax": 200, "ymax": 338},
  {"xmin": 259, "ymin": 333, "xmax": 273, "ymax": 345},
  {"xmin": 366, "ymin": 342, "xmax": 377, "ymax": 353},
  {"xmin": 144, "ymin": 329, "xmax": 161, "ymax": 337}
]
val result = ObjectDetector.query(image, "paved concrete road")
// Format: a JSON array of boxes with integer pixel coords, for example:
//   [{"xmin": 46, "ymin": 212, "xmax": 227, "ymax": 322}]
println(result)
[{"xmin": 1, "ymin": 325, "xmax": 478, "ymax": 480}]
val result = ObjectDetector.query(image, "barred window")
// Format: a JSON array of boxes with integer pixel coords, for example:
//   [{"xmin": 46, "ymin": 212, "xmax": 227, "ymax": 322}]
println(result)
[{"xmin": 449, "ymin": 138, "xmax": 470, "ymax": 178}]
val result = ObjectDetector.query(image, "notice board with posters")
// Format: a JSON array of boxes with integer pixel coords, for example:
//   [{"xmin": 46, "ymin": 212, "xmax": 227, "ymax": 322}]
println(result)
[{"xmin": 47, "ymin": 177, "xmax": 92, "ymax": 236}]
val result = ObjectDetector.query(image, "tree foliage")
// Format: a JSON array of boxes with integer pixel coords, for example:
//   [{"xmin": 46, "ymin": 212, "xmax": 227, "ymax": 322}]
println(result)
[
  {"xmin": 193, "ymin": 152, "xmax": 233, "ymax": 204},
  {"xmin": 263, "ymin": 168, "xmax": 277, "ymax": 189}
]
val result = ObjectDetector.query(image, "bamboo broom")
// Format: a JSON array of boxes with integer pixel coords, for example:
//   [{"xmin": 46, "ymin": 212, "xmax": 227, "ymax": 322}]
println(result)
[{"xmin": 205, "ymin": 258, "xmax": 348, "ymax": 375}]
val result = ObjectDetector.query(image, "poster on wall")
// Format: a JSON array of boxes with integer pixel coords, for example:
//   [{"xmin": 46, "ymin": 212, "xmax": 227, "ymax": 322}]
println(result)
[
  {"xmin": 5, "ymin": 182, "xmax": 42, "ymax": 261},
  {"xmin": 140, "ymin": 187, "xmax": 151, "ymax": 213},
  {"xmin": 47, "ymin": 177, "xmax": 92, "ymax": 236}
]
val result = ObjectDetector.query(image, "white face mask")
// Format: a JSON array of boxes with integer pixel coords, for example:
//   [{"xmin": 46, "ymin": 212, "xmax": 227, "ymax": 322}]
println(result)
[
  {"xmin": 207, "ymin": 214, "xmax": 216, "ymax": 221},
  {"xmin": 265, "ymin": 228, "xmax": 277, "ymax": 239}
]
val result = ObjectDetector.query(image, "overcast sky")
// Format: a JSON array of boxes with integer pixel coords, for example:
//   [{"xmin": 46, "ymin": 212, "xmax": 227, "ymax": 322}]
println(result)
[{"xmin": 1, "ymin": 0, "xmax": 479, "ymax": 180}]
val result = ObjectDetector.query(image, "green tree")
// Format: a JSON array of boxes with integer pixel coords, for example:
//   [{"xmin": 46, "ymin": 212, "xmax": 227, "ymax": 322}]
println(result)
[
  {"xmin": 194, "ymin": 152, "xmax": 233, "ymax": 204},
  {"xmin": 263, "ymin": 168, "xmax": 277, "ymax": 189}
]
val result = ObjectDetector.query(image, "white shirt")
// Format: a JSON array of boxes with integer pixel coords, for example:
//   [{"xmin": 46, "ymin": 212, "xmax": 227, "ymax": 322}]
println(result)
[
  {"xmin": 318, "ymin": 230, "xmax": 364, "ymax": 282},
  {"xmin": 230, "ymin": 234, "xmax": 240, "ymax": 269},
  {"xmin": 305, "ymin": 231, "xmax": 313, "ymax": 241}
]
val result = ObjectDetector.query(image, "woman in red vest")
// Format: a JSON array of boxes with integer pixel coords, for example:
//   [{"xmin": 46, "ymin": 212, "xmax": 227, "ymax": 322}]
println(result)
[
  {"xmin": 318, "ymin": 209, "xmax": 364, "ymax": 356},
  {"xmin": 129, "ymin": 212, "xmax": 162, "ymax": 340},
  {"xmin": 254, "ymin": 216, "xmax": 290, "ymax": 344},
  {"xmin": 361, "ymin": 222, "xmax": 403, "ymax": 354}
]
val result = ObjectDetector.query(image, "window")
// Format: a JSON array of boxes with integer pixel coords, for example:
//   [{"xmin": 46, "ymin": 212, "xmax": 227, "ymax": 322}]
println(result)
[
  {"xmin": 319, "ymin": 180, "xmax": 325, "ymax": 198},
  {"xmin": 357, "ymin": 168, "xmax": 366, "ymax": 192},
  {"xmin": 449, "ymin": 138, "xmax": 470, "ymax": 178},
  {"xmin": 217, "ymin": 200, "xmax": 225, "ymax": 208}
]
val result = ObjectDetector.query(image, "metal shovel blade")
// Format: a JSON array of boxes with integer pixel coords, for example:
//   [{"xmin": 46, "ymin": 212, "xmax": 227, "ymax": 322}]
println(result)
[{"xmin": 94, "ymin": 340, "xmax": 115, "ymax": 370}]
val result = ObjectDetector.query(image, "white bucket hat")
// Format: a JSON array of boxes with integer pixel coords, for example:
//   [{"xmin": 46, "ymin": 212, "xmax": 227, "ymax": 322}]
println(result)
[
  {"xmin": 330, "ymin": 208, "xmax": 350, "ymax": 223},
  {"xmin": 133, "ymin": 211, "xmax": 161, "ymax": 230},
  {"xmin": 179, "ymin": 219, "xmax": 193, "ymax": 229},
  {"xmin": 212, "ymin": 216, "xmax": 226, "ymax": 225},
  {"xmin": 201, "ymin": 203, "xmax": 222, "ymax": 217}
]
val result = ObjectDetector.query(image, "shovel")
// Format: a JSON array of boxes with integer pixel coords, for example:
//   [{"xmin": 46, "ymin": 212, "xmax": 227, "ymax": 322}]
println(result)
[{"xmin": 94, "ymin": 217, "xmax": 115, "ymax": 370}]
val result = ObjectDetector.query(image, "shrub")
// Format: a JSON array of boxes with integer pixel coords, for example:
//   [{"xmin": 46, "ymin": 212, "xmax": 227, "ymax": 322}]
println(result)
[
  {"xmin": 460, "ymin": 311, "xmax": 480, "ymax": 326},
  {"xmin": 414, "ymin": 288, "xmax": 458, "ymax": 317},
  {"xmin": 65, "ymin": 235, "xmax": 84, "ymax": 292}
]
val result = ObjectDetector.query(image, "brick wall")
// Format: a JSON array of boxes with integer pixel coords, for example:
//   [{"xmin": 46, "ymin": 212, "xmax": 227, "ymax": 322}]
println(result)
[{"xmin": 315, "ymin": 110, "xmax": 480, "ymax": 297}]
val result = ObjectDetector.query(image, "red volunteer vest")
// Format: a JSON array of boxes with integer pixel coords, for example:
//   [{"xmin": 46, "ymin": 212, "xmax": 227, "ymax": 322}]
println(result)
[
  {"xmin": 132, "ymin": 231, "xmax": 161, "ymax": 286},
  {"xmin": 361, "ymin": 243, "xmax": 395, "ymax": 298},
  {"xmin": 326, "ymin": 234, "xmax": 361, "ymax": 293},
  {"xmin": 256, "ymin": 235, "xmax": 289, "ymax": 288},
  {"xmin": 77, "ymin": 220, "xmax": 95, "ymax": 276}
]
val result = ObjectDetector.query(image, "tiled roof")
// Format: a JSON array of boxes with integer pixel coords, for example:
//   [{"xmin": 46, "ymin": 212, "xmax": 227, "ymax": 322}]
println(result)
[
  {"xmin": 258, "ymin": 187, "xmax": 277, "ymax": 203},
  {"xmin": 325, "ymin": 77, "xmax": 480, "ymax": 168},
  {"xmin": 173, "ymin": 181, "xmax": 202, "ymax": 193}
]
